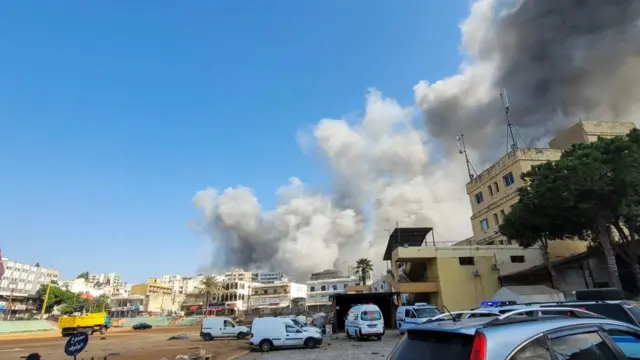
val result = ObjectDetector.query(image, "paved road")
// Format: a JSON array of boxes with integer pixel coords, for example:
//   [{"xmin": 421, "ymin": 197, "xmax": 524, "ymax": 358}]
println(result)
[{"xmin": 239, "ymin": 333, "xmax": 402, "ymax": 360}]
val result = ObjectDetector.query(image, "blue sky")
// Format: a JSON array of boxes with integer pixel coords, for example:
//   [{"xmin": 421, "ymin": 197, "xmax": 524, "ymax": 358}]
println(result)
[{"xmin": 0, "ymin": 1, "xmax": 468, "ymax": 283}]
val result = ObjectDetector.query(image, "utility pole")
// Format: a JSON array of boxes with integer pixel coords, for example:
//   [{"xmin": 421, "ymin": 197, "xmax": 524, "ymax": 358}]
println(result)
[{"xmin": 40, "ymin": 282, "xmax": 52, "ymax": 320}]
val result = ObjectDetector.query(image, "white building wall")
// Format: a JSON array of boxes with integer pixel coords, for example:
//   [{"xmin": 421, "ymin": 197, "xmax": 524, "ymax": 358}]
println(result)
[
  {"xmin": 0, "ymin": 257, "xmax": 59, "ymax": 296},
  {"xmin": 306, "ymin": 277, "xmax": 359, "ymax": 305}
]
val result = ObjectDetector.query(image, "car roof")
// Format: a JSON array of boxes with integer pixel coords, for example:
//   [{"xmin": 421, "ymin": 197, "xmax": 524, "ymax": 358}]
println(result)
[{"xmin": 404, "ymin": 315, "xmax": 638, "ymax": 337}]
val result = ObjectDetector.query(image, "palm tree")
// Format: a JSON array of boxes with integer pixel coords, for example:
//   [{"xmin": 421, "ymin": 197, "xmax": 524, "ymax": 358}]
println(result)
[
  {"xmin": 198, "ymin": 276, "xmax": 222, "ymax": 315},
  {"xmin": 354, "ymin": 258, "xmax": 374, "ymax": 285}
]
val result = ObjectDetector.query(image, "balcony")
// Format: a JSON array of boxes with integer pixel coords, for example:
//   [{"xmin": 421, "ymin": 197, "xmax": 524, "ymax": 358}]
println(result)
[{"xmin": 384, "ymin": 274, "xmax": 439, "ymax": 293}]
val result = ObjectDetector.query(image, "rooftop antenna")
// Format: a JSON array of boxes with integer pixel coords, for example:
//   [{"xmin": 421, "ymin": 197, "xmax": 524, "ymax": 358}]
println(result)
[
  {"xmin": 456, "ymin": 134, "xmax": 477, "ymax": 181},
  {"xmin": 500, "ymin": 88, "xmax": 518, "ymax": 153}
]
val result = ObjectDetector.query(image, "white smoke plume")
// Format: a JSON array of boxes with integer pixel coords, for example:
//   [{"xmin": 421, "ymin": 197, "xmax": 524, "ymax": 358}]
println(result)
[
  {"xmin": 193, "ymin": 89, "xmax": 472, "ymax": 279},
  {"xmin": 194, "ymin": 0, "xmax": 640, "ymax": 279}
]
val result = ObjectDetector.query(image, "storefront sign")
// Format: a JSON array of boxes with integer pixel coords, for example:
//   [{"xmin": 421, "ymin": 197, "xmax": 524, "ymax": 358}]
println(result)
[
  {"xmin": 250, "ymin": 297, "xmax": 288, "ymax": 306},
  {"xmin": 306, "ymin": 296, "xmax": 330, "ymax": 304}
]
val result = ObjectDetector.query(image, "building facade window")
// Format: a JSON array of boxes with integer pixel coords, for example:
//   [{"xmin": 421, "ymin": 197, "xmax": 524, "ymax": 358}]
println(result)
[
  {"xmin": 458, "ymin": 257, "xmax": 475, "ymax": 266},
  {"xmin": 493, "ymin": 181, "xmax": 500, "ymax": 193},
  {"xmin": 493, "ymin": 213, "xmax": 499, "ymax": 225},
  {"xmin": 309, "ymin": 286, "xmax": 315, "ymax": 292},
  {"xmin": 488, "ymin": 185, "xmax": 493, "ymax": 196},
  {"xmin": 475, "ymin": 191, "xmax": 484, "ymax": 204},
  {"xmin": 510, "ymin": 255, "xmax": 525, "ymax": 263},
  {"xmin": 480, "ymin": 218, "xmax": 489, "ymax": 231},
  {"xmin": 500, "ymin": 209, "xmax": 506, "ymax": 218},
  {"xmin": 503, "ymin": 172, "xmax": 515, "ymax": 187}
]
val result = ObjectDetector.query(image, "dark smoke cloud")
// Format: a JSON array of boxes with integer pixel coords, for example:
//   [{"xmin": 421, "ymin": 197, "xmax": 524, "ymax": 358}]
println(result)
[{"xmin": 416, "ymin": 0, "xmax": 640, "ymax": 162}]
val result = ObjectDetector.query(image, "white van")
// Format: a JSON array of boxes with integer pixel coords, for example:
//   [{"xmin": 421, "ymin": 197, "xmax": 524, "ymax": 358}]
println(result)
[
  {"xmin": 249, "ymin": 317, "xmax": 323, "ymax": 352},
  {"xmin": 279, "ymin": 317, "xmax": 322, "ymax": 335},
  {"xmin": 345, "ymin": 304, "xmax": 384, "ymax": 340},
  {"xmin": 396, "ymin": 303, "xmax": 440, "ymax": 329},
  {"xmin": 200, "ymin": 316, "xmax": 251, "ymax": 341}
]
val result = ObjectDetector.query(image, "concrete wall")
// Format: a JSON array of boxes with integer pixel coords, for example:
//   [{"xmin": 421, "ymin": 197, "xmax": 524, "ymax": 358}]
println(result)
[
  {"xmin": 0, "ymin": 320, "xmax": 57, "ymax": 333},
  {"xmin": 437, "ymin": 256, "xmax": 500, "ymax": 311}
]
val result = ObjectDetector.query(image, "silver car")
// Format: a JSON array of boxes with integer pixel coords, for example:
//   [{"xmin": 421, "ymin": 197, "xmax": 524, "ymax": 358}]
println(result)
[{"xmin": 388, "ymin": 307, "xmax": 640, "ymax": 359}]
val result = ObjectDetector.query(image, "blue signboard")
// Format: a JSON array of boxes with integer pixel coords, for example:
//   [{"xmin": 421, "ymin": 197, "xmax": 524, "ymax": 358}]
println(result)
[{"xmin": 64, "ymin": 332, "xmax": 89, "ymax": 357}]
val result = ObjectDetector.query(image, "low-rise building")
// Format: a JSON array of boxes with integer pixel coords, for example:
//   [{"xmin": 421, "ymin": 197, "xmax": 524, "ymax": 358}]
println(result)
[
  {"xmin": 306, "ymin": 275, "xmax": 359, "ymax": 313},
  {"xmin": 249, "ymin": 282, "xmax": 306, "ymax": 314},
  {"xmin": 109, "ymin": 295, "xmax": 145, "ymax": 318},
  {"xmin": 129, "ymin": 279, "xmax": 175, "ymax": 314},
  {"xmin": 58, "ymin": 278, "xmax": 106, "ymax": 298},
  {"xmin": 88, "ymin": 272, "xmax": 122, "ymax": 287},
  {"xmin": 382, "ymin": 227, "xmax": 584, "ymax": 311}
]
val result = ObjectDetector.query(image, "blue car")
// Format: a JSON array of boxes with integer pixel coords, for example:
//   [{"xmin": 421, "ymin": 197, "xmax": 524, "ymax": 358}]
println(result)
[{"xmin": 388, "ymin": 307, "xmax": 640, "ymax": 360}]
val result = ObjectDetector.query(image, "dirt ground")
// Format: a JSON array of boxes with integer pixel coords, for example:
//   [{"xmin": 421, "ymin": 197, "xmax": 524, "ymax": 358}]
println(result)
[{"xmin": 0, "ymin": 326, "xmax": 249, "ymax": 360}]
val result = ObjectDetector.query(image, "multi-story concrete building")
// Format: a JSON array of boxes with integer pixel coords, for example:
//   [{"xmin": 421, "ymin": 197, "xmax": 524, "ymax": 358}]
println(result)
[
  {"xmin": 88, "ymin": 272, "xmax": 121, "ymax": 286},
  {"xmin": 218, "ymin": 279, "xmax": 251, "ymax": 312},
  {"xmin": 221, "ymin": 269, "xmax": 253, "ymax": 282},
  {"xmin": 253, "ymin": 271, "xmax": 287, "ymax": 284},
  {"xmin": 548, "ymin": 121, "xmax": 636, "ymax": 150},
  {"xmin": 249, "ymin": 282, "xmax": 306, "ymax": 312},
  {"xmin": 0, "ymin": 257, "xmax": 59, "ymax": 296},
  {"xmin": 109, "ymin": 295, "xmax": 144, "ymax": 318},
  {"xmin": 465, "ymin": 120, "xmax": 636, "ymax": 245},
  {"xmin": 129, "ymin": 279, "xmax": 175, "ymax": 314},
  {"xmin": 306, "ymin": 273, "xmax": 359, "ymax": 312},
  {"xmin": 180, "ymin": 275, "xmax": 204, "ymax": 294}
]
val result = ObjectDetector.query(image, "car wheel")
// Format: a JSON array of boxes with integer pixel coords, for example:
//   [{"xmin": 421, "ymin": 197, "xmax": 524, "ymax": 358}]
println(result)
[
  {"xmin": 100, "ymin": 327, "xmax": 107, "ymax": 335},
  {"xmin": 355, "ymin": 330, "xmax": 362, "ymax": 341},
  {"xmin": 304, "ymin": 338, "xmax": 316, "ymax": 349},
  {"xmin": 237, "ymin": 332, "xmax": 248, "ymax": 340},
  {"xmin": 375, "ymin": 335, "xmax": 382, "ymax": 341},
  {"xmin": 259, "ymin": 340, "xmax": 273, "ymax": 352},
  {"xmin": 346, "ymin": 329, "xmax": 352, "ymax": 339},
  {"xmin": 203, "ymin": 333, "xmax": 213, "ymax": 341}
]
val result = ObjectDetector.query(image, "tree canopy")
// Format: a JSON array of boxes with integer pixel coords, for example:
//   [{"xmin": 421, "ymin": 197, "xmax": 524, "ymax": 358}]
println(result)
[
  {"xmin": 37, "ymin": 285, "xmax": 109, "ymax": 314},
  {"xmin": 198, "ymin": 276, "xmax": 222, "ymax": 306},
  {"xmin": 76, "ymin": 271, "xmax": 90, "ymax": 280},
  {"xmin": 354, "ymin": 258, "xmax": 374, "ymax": 285},
  {"xmin": 500, "ymin": 128, "xmax": 640, "ymax": 290}
]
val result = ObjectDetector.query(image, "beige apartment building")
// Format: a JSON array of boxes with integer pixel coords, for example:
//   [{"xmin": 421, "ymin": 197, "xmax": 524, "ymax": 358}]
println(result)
[
  {"xmin": 130, "ymin": 279, "xmax": 175, "ymax": 314},
  {"xmin": 465, "ymin": 120, "xmax": 635, "ymax": 246}
]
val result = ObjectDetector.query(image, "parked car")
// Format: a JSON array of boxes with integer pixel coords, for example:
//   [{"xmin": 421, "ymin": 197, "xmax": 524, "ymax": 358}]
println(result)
[
  {"xmin": 132, "ymin": 323, "xmax": 152, "ymax": 330},
  {"xmin": 200, "ymin": 317, "xmax": 250, "ymax": 341},
  {"xmin": 249, "ymin": 317, "xmax": 322, "ymax": 352},
  {"xmin": 481, "ymin": 300, "xmax": 640, "ymax": 327},
  {"xmin": 388, "ymin": 307, "xmax": 640, "ymax": 359}
]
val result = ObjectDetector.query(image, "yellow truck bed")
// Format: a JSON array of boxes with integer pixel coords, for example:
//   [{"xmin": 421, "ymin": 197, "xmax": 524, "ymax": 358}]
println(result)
[
  {"xmin": 58, "ymin": 312, "xmax": 107, "ymax": 329},
  {"xmin": 58, "ymin": 312, "xmax": 109, "ymax": 336}
]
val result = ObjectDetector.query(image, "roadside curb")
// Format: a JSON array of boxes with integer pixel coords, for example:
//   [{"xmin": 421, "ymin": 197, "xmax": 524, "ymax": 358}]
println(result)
[{"xmin": 226, "ymin": 349, "xmax": 250, "ymax": 360}]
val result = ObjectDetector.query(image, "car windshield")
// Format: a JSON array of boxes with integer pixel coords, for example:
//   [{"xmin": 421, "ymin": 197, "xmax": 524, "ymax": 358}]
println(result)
[
  {"xmin": 415, "ymin": 307, "xmax": 440, "ymax": 318},
  {"xmin": 388, "ymin": 330, "xmax": 474, "ymax": 360},
  {"xmin": 360, "ymin": 310, "xmax": 382, "ymax": 321},
  {"xmin": 290, "ymin": 319, "xmax": 304, "ymax": 327},
  {"xmin": 623, "ymin": 302, "xmax": 640, "ymax": 323}
]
